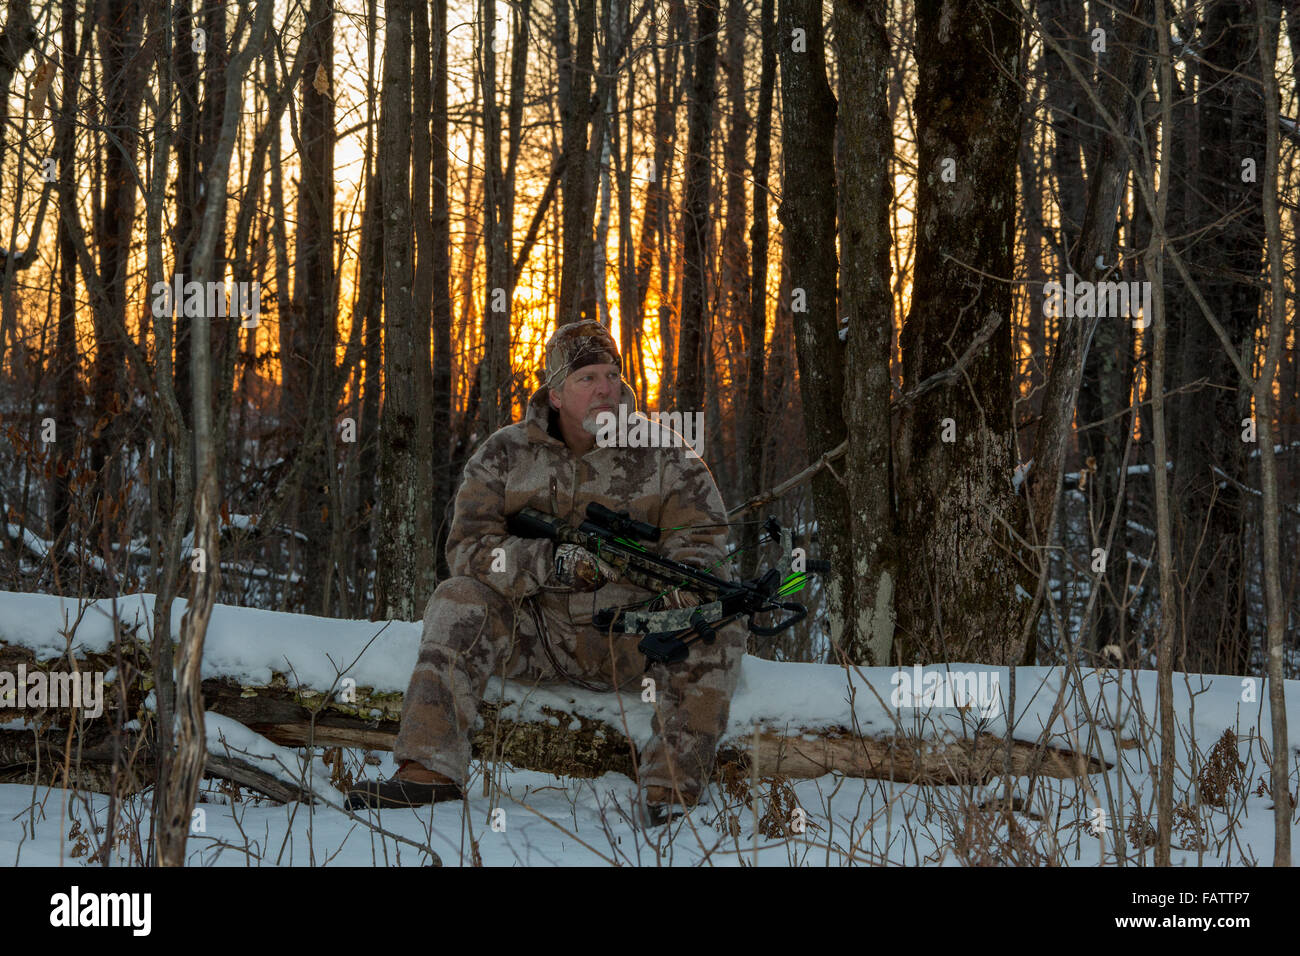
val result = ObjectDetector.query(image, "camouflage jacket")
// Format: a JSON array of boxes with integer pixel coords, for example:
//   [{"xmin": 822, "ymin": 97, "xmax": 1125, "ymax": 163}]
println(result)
[{"xmin": 446, "ymin": 382, "xmax": 728, "ymax": 625}]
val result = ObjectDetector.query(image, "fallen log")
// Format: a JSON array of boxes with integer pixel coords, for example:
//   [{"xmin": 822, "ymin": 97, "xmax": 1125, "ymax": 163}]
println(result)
[
  {"xmin": 0, "ymin": 725, "xmax": 319, "ymax": 805},
  {"xmin": 0, "ymin": 641, "xmax": 1111, "ymax": 795}
]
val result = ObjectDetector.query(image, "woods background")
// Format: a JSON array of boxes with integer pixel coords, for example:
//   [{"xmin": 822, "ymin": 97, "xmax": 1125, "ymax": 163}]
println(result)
[{"xmin": 0, "ymin": 0, "xmax": 1295, "ymax": 681}]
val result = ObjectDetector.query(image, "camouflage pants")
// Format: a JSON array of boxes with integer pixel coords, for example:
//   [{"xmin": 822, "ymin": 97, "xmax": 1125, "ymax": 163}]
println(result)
[{"xmin": 393, "ymin": 576, "xmax": 746, "ymax": 798}]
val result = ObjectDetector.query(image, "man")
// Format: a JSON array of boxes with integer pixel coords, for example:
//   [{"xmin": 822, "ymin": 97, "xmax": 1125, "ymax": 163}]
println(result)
[{"xmin": 346, "ymin": 320, "xmax": 746, "ymax": 825}]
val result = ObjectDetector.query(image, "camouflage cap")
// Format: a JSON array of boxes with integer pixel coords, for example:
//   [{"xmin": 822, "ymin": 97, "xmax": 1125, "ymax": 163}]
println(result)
[{"xmin": 544, "ymin": 320, "xmax": 622, "ymax": 388}]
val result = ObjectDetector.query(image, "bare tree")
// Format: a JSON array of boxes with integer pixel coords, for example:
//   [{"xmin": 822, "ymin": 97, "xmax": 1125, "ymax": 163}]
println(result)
[
  {"xmin": 283, "ymin": 0, "xmax": 337, "ymax": 615},
  {"xmin": 739, "ymin": 0, "xmax": 775, "ymax": 578},
  {"xmin": 557, "ymin": 0, "xmax": 599, "ymax": 325},
  {"xmin": 375, "ymin": 0, "xmax": 434, "ymax": 622},
  {"xmin": 1166, "ymin": 0, "xmax": 1266, "ymax": 676},
  {"xmin": 1255, "ymin": 0, "xmax": 1292, "ymax": 866},
  {"xmin": 480, "ymin": 0, "xmax": 510, "ymax": 430},
  {"xmin": 777, "ymin": 0, "xmax": 854, "ymax": 651},
  {"xmin": 431, "ymin": 0, "xmax": 453, "ymax": 580},
  {"xmin": 836, "ymin": 0, "xmax": 896, "ymax": 665},
  {"xmin": 49, "ymin": 0, "xmax": 84, "ymax": 587},
  {"xmin": 159, "ymin": 0, "xmax": 270, "ymax": 866},
  {"xmin": 895, "ymin": 0, "xmax": 1023, "ymax": 664},
  {"xmin": 674, "ymin": 0, "xmax": 718, "ymax": 415}
]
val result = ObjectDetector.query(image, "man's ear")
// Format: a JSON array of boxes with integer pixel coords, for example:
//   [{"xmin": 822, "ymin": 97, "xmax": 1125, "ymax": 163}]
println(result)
[{"xmin": 548, "ymin": 387, "xmax": 561, "ymax": 410}]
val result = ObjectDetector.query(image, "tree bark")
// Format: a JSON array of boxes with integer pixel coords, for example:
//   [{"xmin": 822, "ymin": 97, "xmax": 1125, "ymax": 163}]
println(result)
[
  {"xmin": 0, "ymin": 642, "xmax": 1111, "ymax": 789},
  {"xmin": 287, "ymin": 0, "xmax": 336, "ymax": 615},
  {"xmin": 896, "ymin": 0, "xmax": 1022, "ymax": 665},
  {"xmin": 777, "ymin": 0, "xmax": 852, "ymax": 654},
  {"xmin": 90, "ymin": 0, "xmax": 145, "ymax": 543},
  {"xmin": 674, "ymin": 0, "xmax": 718, "ymax": 414},
  {"xmin": 430, "ymin": 0, "xmax": 453, "ymax": 580},
  {"xmin": 1253, "ymin": 0, "xmax": 1291, "ymax": 866},
  {"xmin": 479, "ymin": 0, "xmax": 511, "ymax": 430},
  {"xmin": 159, "ymin": 0, "xmax": 270, "ymax": 867},
  {"xmin": 375, "ymin": 0, "xmax": 435, "ymax": 622},
  {"xmin": 0, "ymin": 0, "xmax": 36, "ymax": 190},
  {"xmin": 1147, "ymin": 0, "xmax": 1176, "ymax": 865},
  {"xmin": 1020, "ymin": 0, "xmax": 1152, "ymax": 662},
  {"xmin": 739, "ymin": 0, "xmax": 775, "ymax": 579},
  {"xmin": 49, "ymin": 0, "xmax": 83, "ymax": 588},
  {"xmin": 1168, "ymin": 0, "xmax": 1265, "ymax": 676},
  {"xmin": 557, "ymin": 0, "xmax": 600, "ymax": 326},
  {"xmin": 835, "ymin": 0, "xmax": 896, "ymax": 665}
]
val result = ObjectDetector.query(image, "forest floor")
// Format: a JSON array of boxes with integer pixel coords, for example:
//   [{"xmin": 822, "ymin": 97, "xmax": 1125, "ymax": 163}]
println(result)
[{"xmin": 0, "ymin": 589, "xmax": 1297, "ymax": 866}]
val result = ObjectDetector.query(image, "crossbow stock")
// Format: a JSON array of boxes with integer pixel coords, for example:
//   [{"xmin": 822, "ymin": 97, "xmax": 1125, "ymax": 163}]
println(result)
[{"xmin": 505, "ymin": 503, "xmax": 824, "ymax": 666}]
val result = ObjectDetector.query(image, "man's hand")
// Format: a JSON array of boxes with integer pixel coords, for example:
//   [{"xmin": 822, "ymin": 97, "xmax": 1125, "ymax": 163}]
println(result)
[
  {"xmin": 554, "ymin": 543, "xmax": 619, "ymax": 592},
  {"xmin": 659, "ymin": 587, "xmax": 701, "ymax": 610}
]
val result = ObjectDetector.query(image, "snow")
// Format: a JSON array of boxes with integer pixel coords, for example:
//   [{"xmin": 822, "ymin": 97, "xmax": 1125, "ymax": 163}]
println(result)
[
  {"xmin": 206, "ymin": 712, "xmax": 342, "ymax": 807},
  {"xmin": 0, "ymin": 589, "xmax": 422, "ymax": 691},
  {"xmin": 5, "ymin": 524, "xmax": 110, "ymax": 573},
  {"xmin": 1, "ymin": 590, "xmax": 1297, "ymax": 866},
  {"xmin": 1012, "ymin": 459, "xmax": 1032, "ymax": 492},
  {"xmin": 1062, "ymin": 462, "xmax": 1169, "ymax": 483}
]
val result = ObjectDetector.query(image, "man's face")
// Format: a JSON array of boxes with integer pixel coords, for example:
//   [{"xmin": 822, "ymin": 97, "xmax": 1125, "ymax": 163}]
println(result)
[{"xmin": 550, "ymin": 362, "xmax": 621, "ymax": 435}]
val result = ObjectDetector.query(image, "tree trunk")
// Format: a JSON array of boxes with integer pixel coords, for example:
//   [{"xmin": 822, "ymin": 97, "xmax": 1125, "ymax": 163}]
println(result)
[
  {"xmin": 480, "ymin": 0, "xmax": 511, "ymax": 430},
  {"xmin": 0, "ymin": 0, "xmax": 36, "ymax": 195},
  {"xmin": 0, "ymin": 642, "xmax": 1112, "ymax": 790},
  {"xmin": 287, "ymin": 0, "xmax": 336, "ymax": 615},
  {"xmin": 614, "ymin": 0, "xmax": 639, "ymax": 394},
  {"xmin": 1022, "ymin": 0, "xmax": 1151, "ymax": 660},
  {"xmin": 557, "ymin": 0, "xmax": 600, "ymax": 326},
  {"xmin": 777, "ymin": 0, "xmax": 853, "ymax": 654},
  {"xmin": 895, "ymin": 0, "xmax": 1022, "ymax": 665},
  {"xmin": 740, "ymin": 0, "xmax": 775, "ymax": 579},
  {"xmin": 719, "ymin": 0, "xmax": 750, "ymax": 448},
  {"xmin": 1037, "ymin": 0, "xmax": 1088, "ymax": 256},
  {"xmin": 90, "ymin": 0, "xmax": 145, "ymax": 545},
  {"xmin": 171, "ymin": 0, "xmax": 199, "ymax": 431},
  {"xmin": 673, "ymin": 0, "xmax": 718, "ymax": 414},
  {"xmin": 1147, "ymin": 0, "xmax": 1177, "ymax": 864},
  {"xmin": 1255, "ymin": 0, "xmax": 1292, "ymax": 865},
  {"xmin": 1168, "ymin": 0, "xmax": 1265, "ymax": 676},
  {"xmin": 49, "ymin": 1, "xmax": 82, "ymax": 588},
  {"xmin": 643, "ymin": 0, "xmax": 687, "ymax": 407},
  {"xmin": 353, "ymin": 0, "xmax": 383, "ymax": 602},
  {"xmin": 159, "ymin": 0, "xmax": 270, "ymax": 866},
  {"xmin": 836, "ymin": 0, "xmax": 896, "ymax": 666},
  {"xmin": 431, "ymin": 0, "xmax": 453, "ymax": 580},
  {"xmin": 375, "ymin": 0, "xmax": 434, "ymax": 622}
]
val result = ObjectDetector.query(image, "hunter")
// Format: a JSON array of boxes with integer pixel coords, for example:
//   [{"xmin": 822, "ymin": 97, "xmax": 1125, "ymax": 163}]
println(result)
[{"xmin": 346, "ymin": 320, "xmax": 745, "ymax": 825}]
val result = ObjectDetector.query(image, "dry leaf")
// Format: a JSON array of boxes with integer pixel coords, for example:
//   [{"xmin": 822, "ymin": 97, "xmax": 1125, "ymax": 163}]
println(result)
[
  {"xmin": 312, "ymin": 64, "xmax": 329, "ymax": 96},
  {"xmin": 29, "ymin": 59, "xmax": 56, "ymax": 121}
]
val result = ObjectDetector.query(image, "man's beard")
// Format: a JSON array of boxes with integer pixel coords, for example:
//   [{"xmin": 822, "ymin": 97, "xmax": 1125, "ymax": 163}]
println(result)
[{"xmin": 581, "ymin": 403, "xmax": 618, "ymax": 435}]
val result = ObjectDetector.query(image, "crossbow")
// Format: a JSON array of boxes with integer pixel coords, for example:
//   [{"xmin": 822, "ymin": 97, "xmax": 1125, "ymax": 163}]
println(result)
[{"xmin": 505, "ymin": 502, "xmax": 824, "ymax": 666}]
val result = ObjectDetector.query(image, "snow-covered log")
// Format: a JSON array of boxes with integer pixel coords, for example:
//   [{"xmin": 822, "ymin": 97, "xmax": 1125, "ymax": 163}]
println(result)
[{"xmin": 2, "ymin": 600, "xmax": 1118, "ymax": 796}]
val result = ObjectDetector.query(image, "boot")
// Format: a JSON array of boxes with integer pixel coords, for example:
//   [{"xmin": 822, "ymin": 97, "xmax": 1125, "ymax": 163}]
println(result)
[
  {"xmin": 345, "ymin": 761, "xmax": 462, "ymax": 810},
  {"xmin": 641, "ymin": 785, "xmax": 699, "ymax": 827}
]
